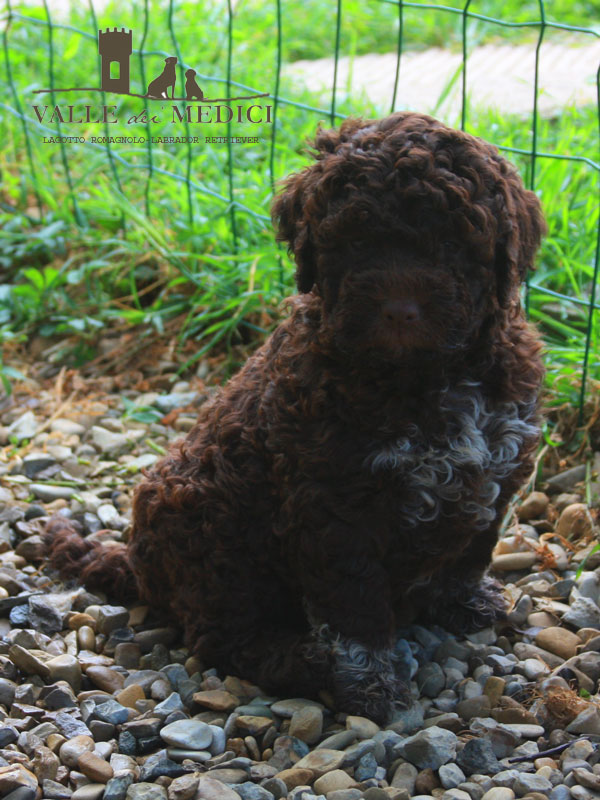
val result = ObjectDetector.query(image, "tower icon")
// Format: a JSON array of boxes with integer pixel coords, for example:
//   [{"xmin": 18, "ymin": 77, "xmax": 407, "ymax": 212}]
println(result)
[{"xmin": 98, "ymin": 28, "xmax": 132, "ymax": 94}]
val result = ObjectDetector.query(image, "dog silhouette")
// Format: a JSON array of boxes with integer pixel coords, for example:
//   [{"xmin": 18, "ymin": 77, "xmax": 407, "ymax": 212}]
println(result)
[
  {"xmin": 147, "ymin": 56, "xmax": 177, "ymax": 99},
  {"xmin": 185, "ymin": 69, "xmax": 204, "ymax": 101}
]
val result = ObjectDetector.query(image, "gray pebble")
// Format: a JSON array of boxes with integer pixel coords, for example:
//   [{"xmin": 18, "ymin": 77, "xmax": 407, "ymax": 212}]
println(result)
[
  {"xmin": 55, "ymin": 711, "xmax": 92, "ymax": 738},
  {"xmin": 0, "ymin": 677, "xmax": 16, "ymax": 707},
  {"xmin": 417, "ymin": 662, "xmax": 446, "ymax": 697},
  {"xmin": 355, "ymin": 751, "xmax": 378, "ymax": 781},
  {"xmin": 439, "ymin": 763, "xmax": 467, "ymax": 788},
  {"xmin": 94, "ymin": 698, "xmax": 129, "ymax": 725},
  {"xmin": 103, "ymin": 775, "xmax": 134, "ymax": 800},
  {"xmin": 23, "ymin": 453, "xmax": 57, "ymax": 478},
  {"xmin": 549, "ymin": 787, "xmax": 572, "ymax": 800},
  {"xmin": 139, "ymin": 756, "xmax": 187, "ymax": 781},
  {"xmin": 71, "ymin": 787, "xmax": 106, "ymax": 800},
  {"xmin": 125, "ymin": 784, "xmax": 168, "ymax": 800},
  {"xmin": 96, "ymin": 605, "xmax": 129, "ymax": 635},
  {"xmin": 563, "ymin": 595, "xmax": 600, "ymax": 629},
  {"xmin": 42, "ymin": 780, "xmax": 73, "ymax": 799},
  {"xmin": 513, "ymin": 773, "xmax": 553, "ymax": 794},
  {"xmin": 316, "ymin": 730, "xmax": 357, "ymax": 750},
  {"xmin": 118, "ymin": 730, "xmax": 137, "ymax": 755},
  {"xmin": 30, "ymin": 483, "xmax": 75, "ymax": 501},
  {"xmin": 28, "ymin": 595, "xmax": 63, "ymax": 635},
  {"xmin": 160, "ymin": 718, "xmax": 213, "ymax": 750},
  {"xmin": 208, "ymin": 724, "xmax": 227, "ymax": 755},
  {"xmin": 341, "ymin": 738, "xmax": 375, "ymax": 766},
  {"xmin": 236, "ymin": 784, "xmax": 275, "ymax": 800},
  {"xmin": 153, "ymin": 691, "xmax": 185, "ymax": 716},
  {"xmin": 456, "ymin": 738, "xmax": 503, "ymax": 776},
  {"xmin": 388, "ymin": 701, "xmax": 425, "ymax": 733},
  {"xmin": 395, "ymin": 725, "xmax": 458, "ymax": 770},
  {"xmin": 261, "ymin": 778, "xmax": 288, "ymax": 799},
  {"xmin": 546, "ymin": 464, "xmax": 586, "ymax": 492},
  {"xmin": 2, "ymin": 788, "xmax": 38, "ymax": 800}
]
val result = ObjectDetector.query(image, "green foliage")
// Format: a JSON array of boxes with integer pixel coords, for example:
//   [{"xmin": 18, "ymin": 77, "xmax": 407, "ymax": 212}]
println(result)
[
  {"xmin": 121, "ymin": 397, "xmax": 164, "ymax": 424},
  {"xmin": 0, "ymin": 0, "xmax": 597, "ymax": 403}
]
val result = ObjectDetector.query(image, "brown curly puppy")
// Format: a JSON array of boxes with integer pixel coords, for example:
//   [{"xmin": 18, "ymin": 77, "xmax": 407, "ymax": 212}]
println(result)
[{"xmin": 47, "ymin": 112, "xmax": 545, "ymax": 723}]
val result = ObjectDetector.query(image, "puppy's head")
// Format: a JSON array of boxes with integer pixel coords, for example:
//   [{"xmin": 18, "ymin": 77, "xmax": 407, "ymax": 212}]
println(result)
[
  {"xmin": 165, "ymin": 57, "xmax": 177, "ymax": 65},
  {"xmin": 272, "ymin": 113, "xmax": 545, "ymax": 361},
  {"xmin": 186, "ymin": 69, "xmax": 196, "ymax": 77}
]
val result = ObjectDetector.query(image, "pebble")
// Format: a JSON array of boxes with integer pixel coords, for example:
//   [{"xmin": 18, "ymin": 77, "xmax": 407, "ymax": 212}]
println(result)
[
  {"xmin": 546, "ymin": 465, "xmax": 586, "ymax": 493},
  {"xmin": 7, "ymin": 411, "xmax": 38, "ymax": 441},
  {"xmin": 236, "ymin": 715, "xmax": 274, "ymax": 735},
  {"xmin": 563, "ymin": 596, "xmax": 600, "ymax": 629},
  {"xmin": 294, "ymin": 749, "xmax": 346, "ymax": 776},
  {"xmin": 46, "ymin": 653, "xmax": 82, "ymax": 690},
  {"xmin": 512, "ymin": 773, "xmax": 553, "ymax": 794},
  {"xmin": 78, "ymin": 626, "xmax": 96, "ymax": 650},
  {"xmin": 59, "ymin": 735, "xmax": 95, "ymax": 768},
  {"xmin": 126, "ymin": 785, "xmax": 168, "ymax": 800},
  {"xmin": 275, "ymin": 768, "xmax": 315, "ymax": 790},
  {"xmin": 86, "ymin": 665, "xmax": 125, "ymax": 692},
  {"xmin": 270, "ymin": 698, "xmax": 324, "ymax": 717},
  {"xmin": 483, "ymin": 676, "xmax": 506, "ymax": 706},
  {"xmin": 535, "ymin": 627, "xmax": 582, "ymax": 659},
  {"xmin": 566, "ymin": 705, "xmax": 600, "ymax": 734},
  {"xmin": 313, "ymin": 770, "xmax": 356, "ymax": 794},
  {"xmin": 555, "ymin": 503, "xmax": 594, "ymax": 538},
  {"xmin": 196, "ymin": 776, "xmax": 241, "ymax": 800},
  {"xmin": 51, "ymin": 418, "xmax": 86, "ymax": 436},
  {"xmin": 439, "ymin": 763, "xmax": 466, "ymax": 788},
  {"xmin": 192, "ymin": 689, "xmax": 239, "ymax": 711},
  {"xmin": 91, "ymin": 426, "xmax": 130, "ymax": 456},
  {"xmin": 289, "ymin": 705, "xmax": 323, "ymax": 744},
  {"xmin": 3, "ymin": 399, "xmax": 600, "ymax": 800},
  {"xmin": 517, "ymin": 491, "xmax": 549, "ymax": 520},
  {"xmin": 395, "ymin": 726, "xmax": 458, "ymax": 770},
  {"xmin": 456, "ymin": 738, "xmax": 503, "ymax": 775},
  {"xmin": 96, "ymin": 605, "xmax": 129, "ymax": 635},
  {"xmin": 116, "ymin": 683, "xmax": 145, "ymax": 708},
  {"xmin": 481, "ymin": 790, "xmax": 515, "ymax": 800},
  {"xmin": 159, "ymin": 719, "xmax": 213, "ymax": 749},
  {"xmin": 8, "ymin": 643, "xmax": 50, "ymax": 678},
  {"xmin": 76, "ymin": 751, "xmax": 114, "ymax": 783},
  {"xmin": 491, "ymin": 552, "xmax": 538, "ymax": 571},
  {"xmin": 71, "ymin": 786, "xmax": 106, "ymax": 800},
  {"xmin": 105, "ymin": 775, "xmax": 135, "ymax": 800},
  {"xmin": 0, "ymin": 765, "xmax": 38, "ymax": 795},
  {"xmin": 417, "ymin": 662, "xmax": 446, "ymax": 697}
]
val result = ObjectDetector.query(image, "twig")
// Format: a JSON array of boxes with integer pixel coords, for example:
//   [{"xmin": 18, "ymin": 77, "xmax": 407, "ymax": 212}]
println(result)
[{"xmin": 508, "ymin": 736, "xmax": 591, "ymax": 762}]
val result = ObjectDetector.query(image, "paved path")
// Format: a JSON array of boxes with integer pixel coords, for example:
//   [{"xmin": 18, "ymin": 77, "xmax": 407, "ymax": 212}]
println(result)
[{"xmin": 284, "ymin": 38, "xmax": 600, "ymax": 119}]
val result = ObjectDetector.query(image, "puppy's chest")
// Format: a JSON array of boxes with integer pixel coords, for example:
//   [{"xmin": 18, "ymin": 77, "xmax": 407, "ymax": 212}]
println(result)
[{"xmin": 365, "ymin": 381, "xmax": 539, "ymax": 529}]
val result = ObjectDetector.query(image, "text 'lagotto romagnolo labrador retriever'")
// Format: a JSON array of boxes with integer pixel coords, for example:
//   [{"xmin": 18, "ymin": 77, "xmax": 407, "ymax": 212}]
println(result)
[{"xmin": 46, "ymin": 112, "xmax": 545, "ymax": 723}]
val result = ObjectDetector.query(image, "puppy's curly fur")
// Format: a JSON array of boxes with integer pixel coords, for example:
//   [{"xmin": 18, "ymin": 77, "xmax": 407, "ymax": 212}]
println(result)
[{"xmin": 46, "ymin": 112, "xmax": 545, "ymax": 723}]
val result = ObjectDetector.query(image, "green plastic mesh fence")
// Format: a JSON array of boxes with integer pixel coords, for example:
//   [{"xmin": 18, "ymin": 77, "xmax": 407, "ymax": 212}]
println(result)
[{"xmin": 0, "ymin": 0, "xmax": 598, "ymax": 413}]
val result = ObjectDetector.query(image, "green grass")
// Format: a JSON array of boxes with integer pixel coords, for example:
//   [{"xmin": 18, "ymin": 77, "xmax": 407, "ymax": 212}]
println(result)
[{"xmin": 0, "ymin": 0, "xmax": 598, "ymax": 405}]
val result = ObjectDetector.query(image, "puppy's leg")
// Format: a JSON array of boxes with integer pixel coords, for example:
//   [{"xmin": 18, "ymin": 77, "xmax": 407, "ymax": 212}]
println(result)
[
  {"xmin": 295, "ymin": 523, "xmax": 412, "ymax": 723},
  {"xmin": 414, "ymin": 525, "xmax": 506, "ymax": 635}
]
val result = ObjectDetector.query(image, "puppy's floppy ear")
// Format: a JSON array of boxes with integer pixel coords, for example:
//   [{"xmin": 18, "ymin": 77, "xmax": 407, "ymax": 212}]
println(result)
[
  {"xmin": 271, "ymin": 170, "xmax": 317, "ymax": 294},
  {"xmin": 495, "ymin": 166, "xmax": 546, "ymax": 308}
]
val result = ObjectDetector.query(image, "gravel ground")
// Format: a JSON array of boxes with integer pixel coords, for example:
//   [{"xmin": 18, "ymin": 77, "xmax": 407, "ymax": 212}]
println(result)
[{"xmin": 0, "ymin": 373, "xmax": 599, "ymax": 800}]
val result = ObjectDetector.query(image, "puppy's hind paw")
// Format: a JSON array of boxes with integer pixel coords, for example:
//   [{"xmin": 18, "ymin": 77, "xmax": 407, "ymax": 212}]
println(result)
[{"xmin": 435, "ymin": 576, "xmax": 507, "ymax": 635}]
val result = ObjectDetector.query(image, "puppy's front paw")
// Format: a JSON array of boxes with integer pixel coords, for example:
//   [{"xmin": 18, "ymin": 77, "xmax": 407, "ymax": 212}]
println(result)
[{"xmin": 330, "ymin": 636, "xmax": 412, "ymax": 724}]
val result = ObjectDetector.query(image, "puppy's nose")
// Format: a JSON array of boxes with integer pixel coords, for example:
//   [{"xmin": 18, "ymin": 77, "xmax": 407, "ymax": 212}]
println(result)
[{"xmin": 383, "ymin": 299, "xmax": 421, "ymax": 325}]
